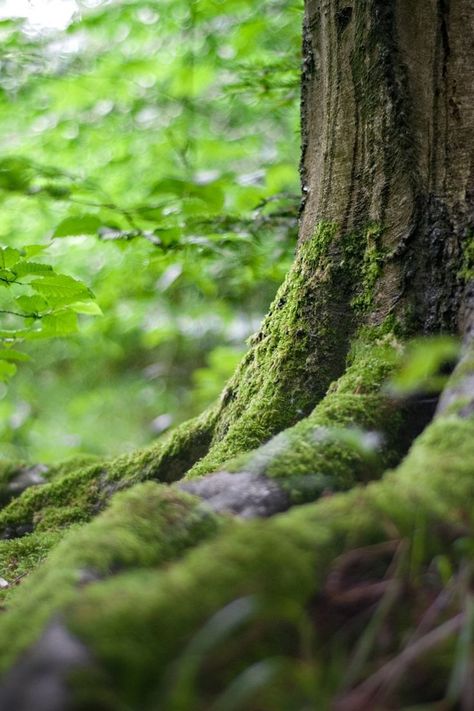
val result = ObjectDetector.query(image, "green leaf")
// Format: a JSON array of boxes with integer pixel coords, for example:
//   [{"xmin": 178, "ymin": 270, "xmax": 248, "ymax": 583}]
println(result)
[
  {"xmin": 0, "ymin": 268, "xmax": 16, "ymax": 284},
  {"xmin": 154, "ymin": 227, "xmax": 181, "ymax": 246},
  {"xmin": 16, "ymin": 294, "xmax": 49, "ymax": 313},
  {"xmin": 0, "ymin": 328, "xmax": 32, "ymax": 339},
  {"xmin": 53, "ymin": 214, "xmax": 102, "ymax": 238},
  {"xmin": 23, "ymin": 245, "xmax": 50, "ymax": 258},
  {"xmin": 150, "ymin": 178, "xmax": 225, "ymax": 213},
  {"xmin": 0, "ymin": 247, "xmax": 22, "ymax": 269},
  {"xmin": 390, "ymin": 336, "xmax": 460, "ymax": 395},
  {"xmin": 30, "ymin": 274, "xmax": 94, "ymax": 307},
  {"xmin": 69, "ymin": 300, "xmax": 103, "ymax": 315},
  {"xmin": 0, "ymin": 360, "xmax": 17, "ymax": 381},
  {"xmin": 39, "ymin": 311, "xmax": 78, "ymax": 337},
  {"xmin": 13, "ymin": 261, "xmax": 53, "ymax": 277},
  {"xmin": 0, "ymin": 349, "xmax": 30, "ymax": 362},
  {"xmin": 43, "ymin": 184, "xmax": 71, "ymax": 199}
]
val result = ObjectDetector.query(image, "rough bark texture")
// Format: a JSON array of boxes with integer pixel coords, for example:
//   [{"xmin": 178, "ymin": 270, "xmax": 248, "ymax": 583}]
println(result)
[
  {"xmin": 0, "ymin": 1, "xmax": 473, "ymax": 708},
  {"xmin": 301, "ymin": 0, "xmax": 474, "ymax": 333}
]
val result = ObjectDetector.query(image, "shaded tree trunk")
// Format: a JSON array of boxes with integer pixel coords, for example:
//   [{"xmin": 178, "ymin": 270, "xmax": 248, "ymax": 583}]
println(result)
[
  {"xmin": 0, "ymin": 1, "xmax": 473, "ymax": 709},
  {"xmin": 300, "ymin": 0, "xmax": 473, "ymax": 333}
]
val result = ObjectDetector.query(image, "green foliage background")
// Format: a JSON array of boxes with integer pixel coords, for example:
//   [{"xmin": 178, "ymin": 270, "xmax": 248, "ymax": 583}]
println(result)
[{"xmin": 0, "ymin": 0, "xmax": 302, "ymax": 461}]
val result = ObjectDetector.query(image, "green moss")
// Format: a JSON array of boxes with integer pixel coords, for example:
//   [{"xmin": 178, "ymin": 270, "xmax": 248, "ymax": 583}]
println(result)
[
  {"xmin": 0, "ymin": 368, "xmax": 473, "ymax": 707},
  {"xmin": 373, "ymin": 416, "xmax": 474, "ymax": 519},
  {"xmin": 0, "ymin": 481, "xmax": 225, "ymax": 671},
  {"xmin": 188, "ymin": 335, "xmax": 404, "ymax": 509},
  {"xmin": 0, "ymin": 409, "xmax": 217, "ymax": 541},
  {"xmin": 0, "ymin": 460, "xmax": 26, "ymax": 487},
  {"xmin": 184, "ymin": 223, "xmax": 393, "ymax": 483},
  {"xmin": 0, "ymin": 529, "xmax": 62, "ymax": 604},
  {"xmin": 0, "ymin": 461, "xmax": 25, "ymax": 506},
  {"xmin": 460, "ymin": 229, "xmax": 474, "ymax": 281},
  {"xmin": 21, "ymin": 413, "xmax": 467, "ymax": 709},
  {"xmin": 188, "ymin": 222, "xmax": 359, "ymax": 477},
  {"xmin": 0, "ymin": 461, "xmax": 47, "ymax": 508},
  {"xmin": 44, "ymin": 454, "xmax": 100, "ymax": 482},
  {"xmin": 343, "ymin": 224, "xmax": 387, "ymax": 312}
]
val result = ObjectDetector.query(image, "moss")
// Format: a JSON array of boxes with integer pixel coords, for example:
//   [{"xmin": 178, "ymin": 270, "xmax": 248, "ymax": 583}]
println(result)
[
  {"xmin": 0, "ymin": 371, "xmax": 472, "ymax": 707},
  {"xmin": 14, "ymin": 413, "xmax": 466, "ymax": 709},
  {"xmin": 0, "ymin": 461, "xmax": 25, "ymax": 506},
  {"xmin": 188, "ymin": 335, "xmax": 404, "ymax": 509},
  {"xmin": 188, "ymin": 222, "xmax": 360, "ymax": 477},
  {"xmin": 44, "ymin": 454, "xmax": 100, "ymax": 482},
  {"xmin": 0, "ymin": 529, "xmax": 62, "ymax": 605},
  {"xmin": 355, "ymin": 313, "xmax": 407, "ymax": 342},
  {"xmin": 0, "ymin": 481, "xmax": 225, "ymax": 672},
  {"xmin": 341, "ymin": 224, "xmax": 387, "ymax": 313},
  {"xmin": 459, "ymin": 229, "xmax": 474, "ymax": 281},
  {"xmin": 0, "ymin": 409, "xmax": 217, "ymax": 541},
  {"xmin": 372, "ymin": 416, "xmax": 474, "ymax": 523},
  {"xmin": 206, "ymin": 220, "xmax": 392, "ymax": 470}
]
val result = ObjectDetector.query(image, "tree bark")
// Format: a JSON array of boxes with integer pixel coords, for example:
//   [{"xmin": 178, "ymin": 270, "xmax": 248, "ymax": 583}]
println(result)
[
  {"xmin": 300, "ymin": 0, "xmax": 473, "ymax": 331},
  {"xmin": 0, "ymin": 1, "xmax": 473, "ymax": 708}
]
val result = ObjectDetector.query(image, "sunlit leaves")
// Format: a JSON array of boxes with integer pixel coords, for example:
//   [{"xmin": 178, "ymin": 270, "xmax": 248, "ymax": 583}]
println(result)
[
  {"xmin": 30, "ymin": 273, "xmax": 93, "ymax": 306},
  {"xmin": 53, "ymin": 214, "xmax": 102, "ymax": 237},
  {"xmin": 0, "ymin": 349, "xmax": 30, "ymax": 362},
  {"xmin": 0, "ymin": 247, "xmax": 22, "ymax": 269},
  {"xmin": 15, "ymin": 294, "xmax": 49, "ymax": 312},
  {"xmin": 69, "ymin": 301, "xmax": 103, "ymax": 315},
  {"xmin": 39, "ymin": 310, "xmax": 78, "ymax": 337},
  {"xmin": 0, "ymin": 244, "xmax": 99, "ymax": 381},
  {"xmin": 0, "ymin": 0, "xmax": 302, "ymax": 458},
  {"xmin": 150, "ymin": 177, "xmax": 225, "ymax": 214},
  {"xmin": 14, "ymin": 262, "xmax": 53, "ymax": 277}
]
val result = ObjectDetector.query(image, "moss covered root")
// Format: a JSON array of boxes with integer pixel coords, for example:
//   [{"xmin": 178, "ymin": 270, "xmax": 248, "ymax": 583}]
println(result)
[
  {"xmin": 0, "ymin": 409, "xmax": 216, "ymax": 545},
  {"xmin": 0, "ymin": 481, "xmax": 225, "ymax": 672},
  {"xmin": 0, "ymin": 406, "xmax": 472, "ymax": 708},
  {"xmin": 187, "ymin": 223, "xmax": 362, "ymax": 477},
  {"xmin": 189, "ymin": 335, "xmax": 407, "ymax": 507}
]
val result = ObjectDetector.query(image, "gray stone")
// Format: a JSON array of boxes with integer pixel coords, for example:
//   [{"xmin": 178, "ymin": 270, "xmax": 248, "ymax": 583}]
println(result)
[
  {"xmin": 0, "ymin": 619, "xmax": 91, "ymax": 711},
  {"xmin": 7, "ymin": 465, "xmax": 48, "ymax": 497},
  {"xmin": 178, "ymin": 470, "xmax": 290, "ymax": 518}
]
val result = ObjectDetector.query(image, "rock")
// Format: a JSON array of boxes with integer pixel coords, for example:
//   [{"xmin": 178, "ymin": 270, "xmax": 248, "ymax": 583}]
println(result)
[
  {"xmin": 0, "ymin": 578, "xmax": 9, "ymax": 590},
  {"xmin": 7, "ymin": 465, "xmax": 48, "ymax": 497},
  {"xmin": 75, "ymin": 568, "xmax": 103, "ymax": 588},
  {"xmin": 0, "ymin": 523, "xmax": 35, "ymax": 540},
  {"xmin": 0, "ymin": 619, "xmax": 91, "ymax": 711},
  {"xmin": 178, "ymin": 470, "xmax": 290, "ymax": 518}
]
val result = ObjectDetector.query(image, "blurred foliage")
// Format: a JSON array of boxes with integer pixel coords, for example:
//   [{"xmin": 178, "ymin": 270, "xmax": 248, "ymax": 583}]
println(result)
[
  {"xmin": 389, "ymin": 337, "xmax": 460, "ymax": 396},
  {"xmin": 0, "ymin": 0, "xmax": 302, "ymax": 461}
]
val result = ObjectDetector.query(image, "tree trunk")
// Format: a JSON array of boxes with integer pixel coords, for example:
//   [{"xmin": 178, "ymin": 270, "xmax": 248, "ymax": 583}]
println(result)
[
  {"xmin": 300, "ymin": 0, "xmax": 473, "ymax": 333},
  {"xmin": 0, "ymin": 1, "xmax": 473, "ymax": 708}
]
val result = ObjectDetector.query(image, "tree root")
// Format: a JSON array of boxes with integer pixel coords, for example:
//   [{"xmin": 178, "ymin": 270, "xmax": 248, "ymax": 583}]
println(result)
[
  {"xmin": 0, "ymin": 358, "xmax": 472, "ymax": 707},
  {"xmin": 0, "ymin": 342, "xmax": 472, "ymax": 708}
]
